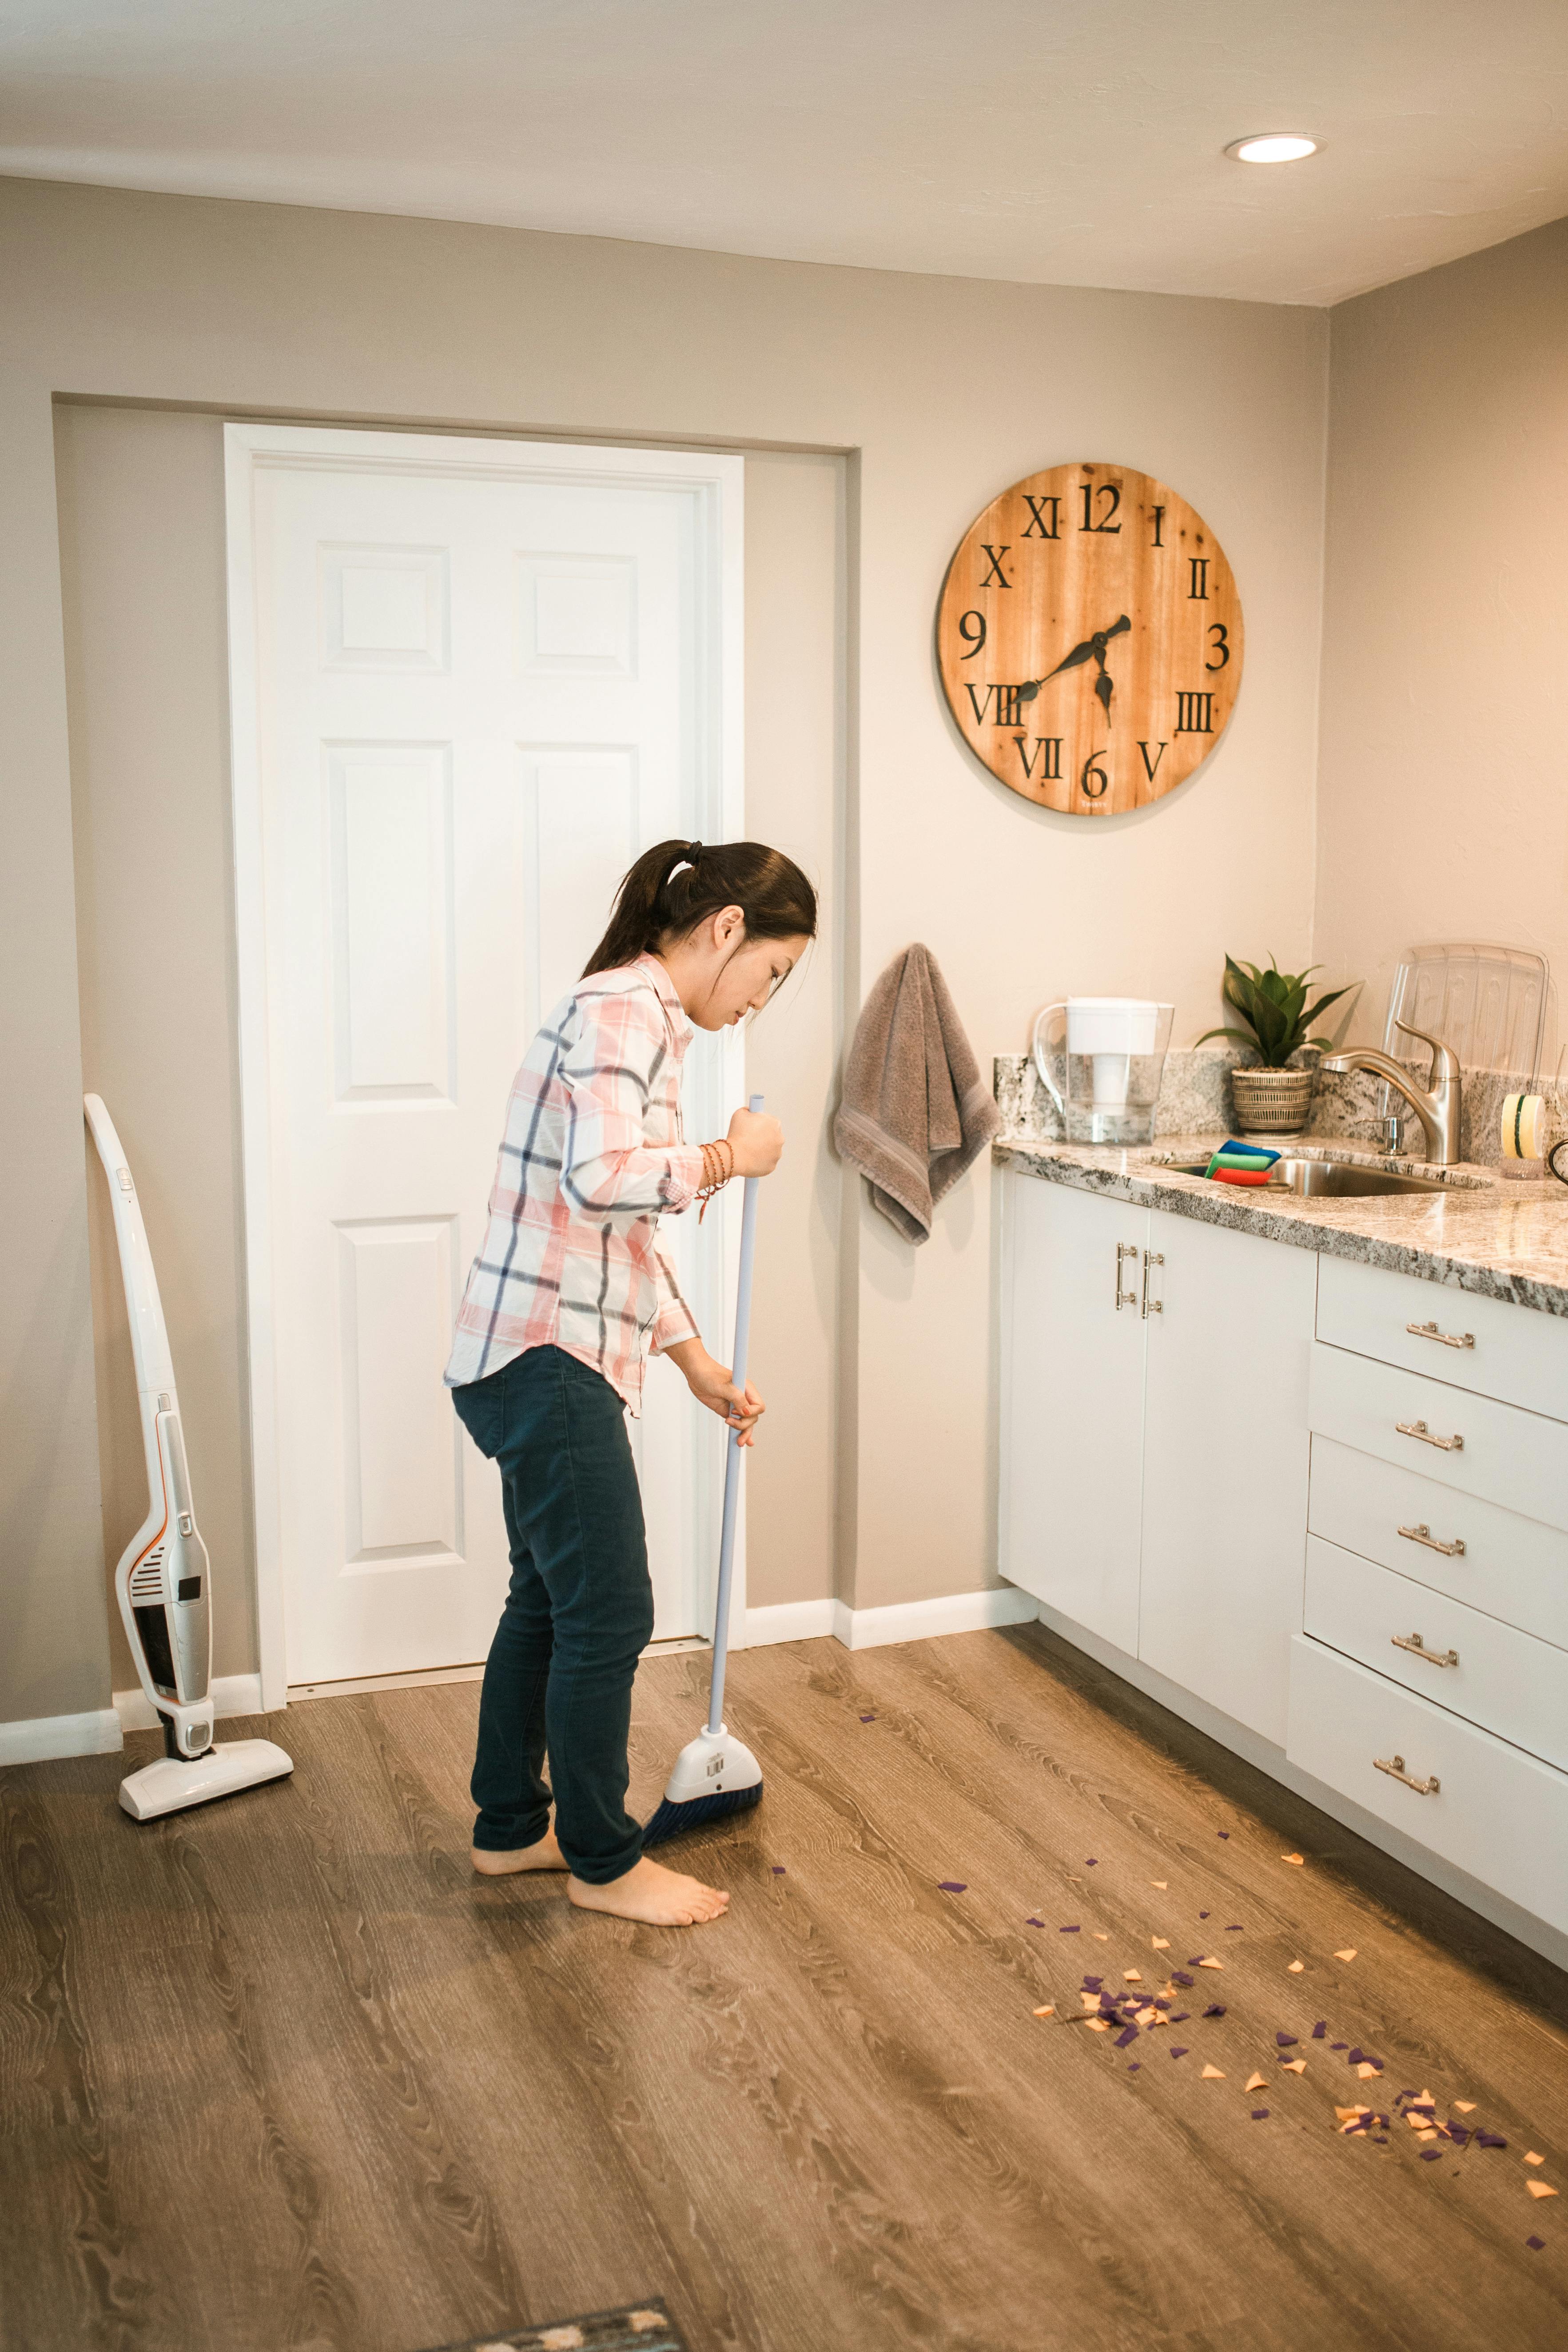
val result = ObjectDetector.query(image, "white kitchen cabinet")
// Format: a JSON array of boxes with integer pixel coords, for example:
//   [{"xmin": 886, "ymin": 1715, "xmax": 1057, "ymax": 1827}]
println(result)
[
  {"xmin": 999, "ymin": 1175, "xmax": 1148, "ymax": 1652},
  {"xmin": 1138, "ymin": 1207, "xmax": 1316, "ymax": 1745},
  {"xmin": 999, "ymin": 1178, "xmax": 1314, "ymax": 1728}
]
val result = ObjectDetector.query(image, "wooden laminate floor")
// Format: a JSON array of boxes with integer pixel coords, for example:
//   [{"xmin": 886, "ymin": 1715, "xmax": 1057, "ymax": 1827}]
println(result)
[{"xmin": 2, "ymin": 1624, "xmax": 1565, "ymax": 2352}]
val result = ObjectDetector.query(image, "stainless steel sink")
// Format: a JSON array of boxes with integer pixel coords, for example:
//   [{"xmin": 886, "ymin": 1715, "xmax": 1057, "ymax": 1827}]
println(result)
[{"xmin": 1164, "ymin": 1157, "xmax": 1450, "ymax": 1198}]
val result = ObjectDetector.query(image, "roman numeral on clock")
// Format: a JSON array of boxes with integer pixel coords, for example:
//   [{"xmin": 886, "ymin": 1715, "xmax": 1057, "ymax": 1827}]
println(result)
[
  {"xmin": 1013, "ymin": 735, "xmax": 1063, "ymax": 781},
  {"xmin": 967, "ymin": 684, "xmax": 1035, "ymax": 727},
  {"xmin": 1021, "ymin": 494, "xmax": 1061, "ymax": 540},
  {"xmin": 1187, "ymin": 557, "xmax": 1210, "ymax": 599},
  {"xmin": 1174, "ymin": 691, "xmax": 1215, "ymax": 734}
]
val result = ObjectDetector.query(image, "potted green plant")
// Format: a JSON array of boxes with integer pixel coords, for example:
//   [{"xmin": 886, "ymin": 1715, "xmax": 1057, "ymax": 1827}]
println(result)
[{"xmin": 1197, "ymin": 955, "xmax": 1355, "ymax": 1136}]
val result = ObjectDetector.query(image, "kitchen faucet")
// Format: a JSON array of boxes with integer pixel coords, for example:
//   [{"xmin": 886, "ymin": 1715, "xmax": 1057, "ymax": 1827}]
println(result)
[{"xmin": 1320, "ymin": 1019, "xmax": 1462, "ymax": 1166}]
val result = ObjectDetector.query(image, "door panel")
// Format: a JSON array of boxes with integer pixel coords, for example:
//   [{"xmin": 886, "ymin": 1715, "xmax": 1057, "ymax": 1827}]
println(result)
[
  {"xmin": 233, "ymin": 429, "xmax": 741, "ymax": 1686},
  {"xmin": 1139, "ymin": 1208, "xmax": 1315, "ymax": 1745},
  {"xmin": 1001, "ymin": 1175, "xmax": 1147, "ymax": 1652}
]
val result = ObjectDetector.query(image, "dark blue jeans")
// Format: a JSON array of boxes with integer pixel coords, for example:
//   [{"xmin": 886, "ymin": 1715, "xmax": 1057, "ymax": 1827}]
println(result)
[{"xmin": 451, "ymin": 1345, "xmax": 653, "ymax": 1884}]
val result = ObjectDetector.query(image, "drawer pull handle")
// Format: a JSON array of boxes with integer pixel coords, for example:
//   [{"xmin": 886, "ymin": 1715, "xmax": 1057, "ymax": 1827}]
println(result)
[
  {"xmin": 1114, "ymin": 1242, "xmax": 1139, "ymax": 1313},
  {"xmin": 1391, "ymin": 1631, "xmax": 1460, "ymax": 1669},
  {"xmin": 1406, "ymin": 1319, "xmax": 1475, "ymax": 1351},
  {"xmin": 1397, "ymin": 1521, "xmax": 1466, "ymax": 1559},
  {"xmin": 1374, "ymin": 1753, "xmax": 1441, "ymax": 1796},
  {"xmin": 1141, "ymin": 1249, "xmax": 1164, "ymax": 1320},
  {"xmin": 1396, "ymin": 1417, "xmax": 1463, "ymax": 1453}
]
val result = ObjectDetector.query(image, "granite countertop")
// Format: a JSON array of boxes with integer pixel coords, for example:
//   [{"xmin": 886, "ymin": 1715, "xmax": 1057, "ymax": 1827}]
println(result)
[{"xmin": 992, "ymin": 1132, "xmax": 1568, "ymax": 1317}]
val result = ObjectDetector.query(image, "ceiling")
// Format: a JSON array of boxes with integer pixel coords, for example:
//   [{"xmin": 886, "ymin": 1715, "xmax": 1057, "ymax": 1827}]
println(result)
[{"xmin": 4, "ymin": 0, "xmax": 1568, "ymax": 306}]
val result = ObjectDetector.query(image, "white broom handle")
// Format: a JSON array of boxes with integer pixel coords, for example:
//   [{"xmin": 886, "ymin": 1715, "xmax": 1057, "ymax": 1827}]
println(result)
[{"xmin": 706, "ymin": 1092, "xmax": 764, "ymax": 1735}]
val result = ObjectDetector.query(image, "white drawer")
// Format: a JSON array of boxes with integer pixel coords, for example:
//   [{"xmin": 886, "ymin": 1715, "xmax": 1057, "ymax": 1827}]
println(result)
[
  {"xmin": 1287, "ymin": 1635, "xmax": 1568, "ymax": 1936},
  {"xmin": 1316, "ymin": 1254, "xmax": 1568, "ymax": 1421},
  {"xmin": 1303, "ymin": 1533, "xmax": 1568, "ymax": 1771},
  {"xmin": 1308, "ymin": 1436, "xmax": 1568, "ymax": 1649},
  {"xmin": 1308, "ymin": 1342, "xmax": 1568, "ymax": 1531}
]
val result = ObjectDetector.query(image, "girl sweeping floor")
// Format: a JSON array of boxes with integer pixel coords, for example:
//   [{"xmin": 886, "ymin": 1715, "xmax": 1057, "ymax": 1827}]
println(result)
[{"xmin": 445, "ymin": 840, "xmax": 817, "ymax": 1928}]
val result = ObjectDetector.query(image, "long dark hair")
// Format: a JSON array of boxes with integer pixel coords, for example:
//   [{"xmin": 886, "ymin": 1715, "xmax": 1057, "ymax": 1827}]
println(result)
[{"xmin": 582, "ymin": 839, "xmax": 818, "ymax": 977}]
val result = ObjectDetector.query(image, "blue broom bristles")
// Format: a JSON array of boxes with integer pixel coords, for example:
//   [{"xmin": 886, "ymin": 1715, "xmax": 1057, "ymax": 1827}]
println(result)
[{"xmin": 641, "ymin": 1781, "xmax": 763, "ymax": 1849}]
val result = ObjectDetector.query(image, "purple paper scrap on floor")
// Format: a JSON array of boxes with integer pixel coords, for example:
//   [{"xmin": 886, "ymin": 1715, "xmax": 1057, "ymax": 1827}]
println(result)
[
  {"xmin": 1250, "ymin": 2109, "xmax": 1269, "ymax": 2120},
  {"xmin": 1115, "ymin": 2026, "xmax": 1138, "ymax": 2048},
  {"xmin": 771, "ymin": 1866, "xmax": 786, "ymax": 1875},
  {"xmin": 1476, "ymin": 2132, "xmax": 1508, "ymax": 2149},
  {"xmin": 1060, "ymin": 1924, "xmax": 1080, "ymax": 1933},
  {"xmin": 1331, "ymin": 2042, "xmax": 1348, "ymax": 2051},
  {"xmin": 1218, "ymin": 1831, "xmax": 1230, "ymax": 1839},
  {"xmin": 859, "ymin": 1714, "xmax": 876, "ymax": 1723},
  {"xmin": 1199, "ymin": 1910, "xmax": 1210, "ymax": 1919},
  {"xmin": 1276, "ymin": 2033, "xmax": 1297, "ymax": 2047},
  {"xmin": 938, "ymin": 1882, "xmax": 967, "ymax": 1893},
  {"xmin": 1170, "ymin": 2047, "xmax": 1189, "ymax": 2060},
  {"xmin": 1169, "ymin": 2012, "xmax": 1190, "ymax": 2024},
  {"xmin": 1171, "ymin": 1972, "xmax": 1194, "ymax": 1989},
  {"xmin": 1082, "ymin": 1977, "xmax": 1103, "ymax": 1991},
  {"xmin": 1202, "ymin": 2005, "xmax": 1225, "ymax": 2018},
  {"xmin": 1086, "ymin": 1858, "xmax": 1098, "ymax": 1866},
  {"xmin": 1527, "ymin": 2236, "xmax": 1545, "ymax": 2251},
  {"xmin": 1419, "ymin": 2149, "xmax": 1444, "ymax": 2162},
  {"xmin": 1128, "ymin": 2062, "xmax": 1141, "ymax": 2072},
  {"xmin": 1312, "ymin": 2022, "xmax": 1326, "ymax": 2038}
]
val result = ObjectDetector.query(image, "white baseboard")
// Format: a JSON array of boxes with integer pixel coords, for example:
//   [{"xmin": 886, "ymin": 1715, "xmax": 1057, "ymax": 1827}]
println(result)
[
  {"xmin": 742, "ymin": 1588, "xmax": 1039, "ymax": 1652},
  {"xmin": 832, "ymin": 1586, "xmax": 1039, "ymax": 1651},
  {"xmin": 743, "ymin": 1598, "xmax": 838, "ymax": 1646},
  {"xmin": 114, "ymin": 1673, "xmax": 265, "ymax": 1734},
  {"xmin": 0, "ymin": 1707, "xmax": 123, "ymax": 1765}
]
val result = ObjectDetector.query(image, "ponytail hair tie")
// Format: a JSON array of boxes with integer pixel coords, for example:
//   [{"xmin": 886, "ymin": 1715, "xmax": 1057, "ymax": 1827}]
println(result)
[{"xmin": 664, "ymin": 841, "xmax": 702, "ymax": 884}]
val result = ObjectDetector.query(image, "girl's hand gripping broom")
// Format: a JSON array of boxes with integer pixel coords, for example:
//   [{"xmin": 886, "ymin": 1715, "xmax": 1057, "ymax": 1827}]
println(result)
[{"xmin": 641, "ymin": 1094, "xmax": 767, "ymax": 1846}]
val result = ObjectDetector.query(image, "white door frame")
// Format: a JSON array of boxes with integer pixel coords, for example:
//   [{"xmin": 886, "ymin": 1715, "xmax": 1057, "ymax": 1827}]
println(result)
[{"xmin": 224, "ymin": 423, "xmax": 746, "ymax": 1711}]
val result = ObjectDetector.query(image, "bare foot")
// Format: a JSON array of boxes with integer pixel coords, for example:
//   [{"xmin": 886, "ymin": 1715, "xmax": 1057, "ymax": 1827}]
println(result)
[
  {"xmin": 471, "ymin": 1826, "xmax": 568, "ymax": 1876},
  {"xmin": 568, "ymin": 1855, "xmax": 729, "ymax": 1926}
]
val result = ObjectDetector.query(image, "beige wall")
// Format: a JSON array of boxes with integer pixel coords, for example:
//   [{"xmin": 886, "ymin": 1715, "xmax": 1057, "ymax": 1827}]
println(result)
[
  {"xmin": 59, "ymin": 407, "xmax": 844, "ymax": 1679},
  {"xmin": 3, "ymin": 175, "xmax": 1328, "ymax": 1726},
  {"xmin": 1317, "ymin": 214, "xmax": 1568, "ymax": 1061}
]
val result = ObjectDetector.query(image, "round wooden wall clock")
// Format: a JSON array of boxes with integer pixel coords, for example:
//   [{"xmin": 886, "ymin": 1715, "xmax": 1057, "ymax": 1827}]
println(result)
[{"xmin": 936, "ymin": 462, "xmax": 1243, "ymax": 816}]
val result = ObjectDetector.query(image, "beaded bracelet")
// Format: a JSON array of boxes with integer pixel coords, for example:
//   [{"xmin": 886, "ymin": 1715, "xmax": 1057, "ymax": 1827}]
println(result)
[{"xmin": 696, "ymin": 1137, "xmax": 734, "ymax": 1222}]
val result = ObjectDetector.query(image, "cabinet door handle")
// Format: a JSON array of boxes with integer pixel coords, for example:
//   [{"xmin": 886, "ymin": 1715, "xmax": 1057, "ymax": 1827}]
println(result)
[
  {"xmin": 1374, "ymin": 1752, "xmax": 1441, "ymax": 1796},
  {"xmin": 1141, "ymin": 1249, "xmax": 1164, "ymax": 1318},
  {"xmin": 1396, "ymin": 1417, "xmax": 1463, "ymax": 1453},
  {"xmin": 1391, "ymin": 1631, "xmax": 1460, "ymax": 1669},
  {"xmin": 1406, "ymin": 1319, "xmax": 1474, "ymax": 1351},
  {"xmin": 1114, "ymin": 1242, "xmax": 1140, "ymax": 1312},
  {"xmin": 1397, "ymin": 1520, "xmax": 1466, "ymax": 1559}
]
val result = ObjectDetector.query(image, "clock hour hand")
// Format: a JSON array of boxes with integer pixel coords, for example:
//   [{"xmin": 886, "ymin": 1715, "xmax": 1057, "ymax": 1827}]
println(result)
[{"xmin": 1018, "ymin": 614, "xmax": 1132, "ymax": 702}]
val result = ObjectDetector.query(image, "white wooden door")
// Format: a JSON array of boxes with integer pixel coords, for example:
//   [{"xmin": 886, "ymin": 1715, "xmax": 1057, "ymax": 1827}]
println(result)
[
  {"xmin": 1138, "ymin": 1208, "xmax": 1315, "ymax": 1744},
  {"xmin": 999, "ymin": 1175, "xmax": 1148, "ymax": 1652},
  {"xmin": 227, "ymin": 427, "xmax": 742, "ymax": 1695}
]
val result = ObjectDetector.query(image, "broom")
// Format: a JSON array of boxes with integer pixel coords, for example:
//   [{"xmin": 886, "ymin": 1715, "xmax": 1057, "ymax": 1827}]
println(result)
[{"xmin": 641, "ymin": 1093, "xmax": 767, "ymax": 1847}]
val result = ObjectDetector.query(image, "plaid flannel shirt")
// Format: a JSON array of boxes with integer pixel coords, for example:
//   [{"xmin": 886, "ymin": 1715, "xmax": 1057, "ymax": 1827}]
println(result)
[{"xmin": 446, "ymin": 954, "xmax": 705, "ymax": 1412}]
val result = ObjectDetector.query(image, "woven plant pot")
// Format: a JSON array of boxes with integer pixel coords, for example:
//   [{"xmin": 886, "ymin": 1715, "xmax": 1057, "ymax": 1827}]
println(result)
[{"xmin": 1230, "ymin": 1066, "xmax": 1315, "ymax": 1138}]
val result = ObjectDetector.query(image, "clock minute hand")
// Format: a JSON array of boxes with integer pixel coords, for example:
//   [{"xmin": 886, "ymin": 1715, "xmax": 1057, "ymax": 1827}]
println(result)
[{"xmin": 1018, "ymin": 614, "xmax": 1132, "ymax": 701}]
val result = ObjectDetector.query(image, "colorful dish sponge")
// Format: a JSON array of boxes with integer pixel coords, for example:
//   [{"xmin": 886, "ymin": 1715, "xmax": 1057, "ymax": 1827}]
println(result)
[{"xmin": 1205, "ymin": 1141, "xmax": 1281, "ymax": 1186}]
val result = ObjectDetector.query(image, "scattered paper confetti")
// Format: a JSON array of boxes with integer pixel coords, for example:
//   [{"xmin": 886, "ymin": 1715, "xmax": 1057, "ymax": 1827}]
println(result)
[
  {"xmin": 1526, "ymin": 2152, "xmax": 1545, "ymax": 2167},
  {"xmin": 1281, "ymin": 1853, "xmax": 1305, "ymax": 1866},
  {"xmin": 1245, "ymin": 2073, "xmax": 1269, "ymax": 2093},
  {"xmin": 1357, "ymin": 2063, "xmax": 1383, "ymax": 2081},
  {"xmin": 1335, "ymin": 2104, "xmax": 1370, "ymax": 2122},
  {"xmin": 1114, "ymin": 2025, "xmax": 1138, "ymax": 2048},
  {"xmin": 1033, "ymin": 2006, "xmax": 1055, "ymax": 2018},
  {"xmin": 1085, "ymin": 2018, "xmax": 1111, "ymax": 2034},
  {"xmin": 1282, "ymin": 2059, "xmax": 1307, "ymax": 2074},
  {"xmin": 1198, "ymin": 1957, "xmax": 1225, "ymax": 1970},
  {"xmin": 1199, "ymin": 1910, "xmax": 1210, "ymax": 1919},
  {"xmin": 1287, "ymin": 1961, "xmax": 1305, "ymax": 1974},
  {"xmin": 938, "ymin": 1882, "xmax": 967, "ymax": 1893},
  {"xmin": 1086, "ymin": 1858, "xmax": 1098, "ymax": 1866},
  {"xmin": 1082, "ymin": 1976, "xmax": 1104, "ymax": 1991},
  {"xmin": 1127, "ymin": 2061, "xmax": 1141, "ymax": 2071},
  {"xmin": 1218, "ymin": 1831, "xmax": 1230, "ymax": 1839},
  {"xmin": 1080, "ymin": 1994, "xmax": 1101, "ymax": 2010},
  {"xmin": 1330, "ymin": 2042, "xmax": 1348, "ymax": 2051},
  {"xmin": 1059, "ymin": 1925, "xmax": 1080, "ymax": 1933},
  {"xmin": 1276, "ymin": 2034, "xmax": 1298, "ymax": 2048},
  {"xmin": 1251, "ymin": 2109, "xmax": 1269, "ymax": 2120},
  {"xmin": 1527, "ymin": 2236, "xmax": 1546, "ymax": 2251},
  {"xmin": 771, "ymin": 1866, "xmax": 786, "ymax": 1875},
  {"xmin": 1150, "ymin": 1880, "xmax": 1168, "ymax": 1890},
  {"xmin": 1025, "ymin": 1917, "xmax": 1045, "ymax": 1929},
  {"xmin": 1202, "ymin": 2003, "xmax": 1226, "ymax": 2018},
  {"xmin": 1151, "ymin": 1937, "xmax": 1170, "ymax": 1950},
  {"xmin": 1420, "ymin": 2149, "xmax": 1444, "ymax": 2162},
  {"xmin": 1170, "ymin": 2012, "xmax": 1190, "ymax": 2023},
  {"xmin": 1311, "ymin": 2022, "xmax": 1326, "ymax": 2038},
  {"xmin": 1170, "ymin": 2046, "xmax": 1189, "ymax": 2060},
  {"xmin": 1092, "ymin": 1932, "xmax": 1110, "ymax": 1942},
  {"xmin": 1171, "ymin": 1971, "xmax": 1195, "ymax": 1988},
  {"xmin": 1453, "ymin": 2100, "xmax": 1476, "ymax": 2113},
  {"xmin": 1123, "ymin": 1970, "xmax": 1143, "ymax": 1983},
  {"xmin": 1477, "ymin": 2133, "xmax": 1508, "ymax": 2150},
  {"xmin": 1528, "ymin": 2182, "xmax": 1559, "ymax": 2201},
  {"xmin": 1334, "ymin": 1948, "xmax": 1358, "ymax": 1962},
  {"xmin": 1202, "ymin": 2064, "xmax": 1226, "ymax": 2079},
  {"xmin": 1225, "ymin": 1924, "xmax": 1243, "ymax": 1932}
]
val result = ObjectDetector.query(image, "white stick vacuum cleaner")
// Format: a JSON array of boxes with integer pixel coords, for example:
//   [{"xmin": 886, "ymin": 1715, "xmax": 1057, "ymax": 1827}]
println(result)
[{"xmin": 84, "ymin": 1094, "xmax": 293, "ymax": 1821}]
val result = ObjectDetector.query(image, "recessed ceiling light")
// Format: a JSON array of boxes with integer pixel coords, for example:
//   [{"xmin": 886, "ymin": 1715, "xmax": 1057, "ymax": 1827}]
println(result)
[{"xmin": 1226, "ymin": 133, "xmax": 1319, "ymax": 164}]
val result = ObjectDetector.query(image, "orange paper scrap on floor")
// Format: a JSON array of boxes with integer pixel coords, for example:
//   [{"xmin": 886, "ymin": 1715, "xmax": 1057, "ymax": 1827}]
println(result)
[
  {"xmin": 1525, "ymin": 2152, "xmax": 1544, "ymax": 2166},
  {"xmin": 1281, "ymin": 1854, "xmax": 1305, "ymax": 1866},
  {"xmin": 1334, "ymin": 1948, "xmax": 1357, "ymax": 1962},
  {"xmin": 1287, "ymin": 1961, "xmax": 1305, "ymax": 1973},
  {"xmin": 1202, "ymin": 2065, "xmax": 1226, "ymax": 2079},
  {"xmin": 1282, "ymin": 2059, "xmax": 1307, "ymax": 2073},
  {"xmin": 1033, "ymin": 2006, "xmax": 1054, "ymax": 2018},
  {"xmin": 1246, "ymin": 2073, "xmax": 1269, "ymax": 2093},
  {"xmin": 1527, "ymin": 2181, "xmax": 1558, "ymax": 2200},
  {"xmin": 1198, "ymin": 1957, "xmax": 1224, "ymax": 1970}
]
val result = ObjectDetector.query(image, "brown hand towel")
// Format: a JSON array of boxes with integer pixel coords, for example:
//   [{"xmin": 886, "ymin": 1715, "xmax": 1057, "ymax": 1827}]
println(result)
[{"xmin": 833, "ymin": 944, "xmax": 1001, "ymax": 1244}]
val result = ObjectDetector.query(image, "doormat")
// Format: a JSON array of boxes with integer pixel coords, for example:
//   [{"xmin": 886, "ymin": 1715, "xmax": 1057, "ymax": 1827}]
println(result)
[{"xmin": 421, "ymin": 2301, "xmax": 687, "ymax": 2352}]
